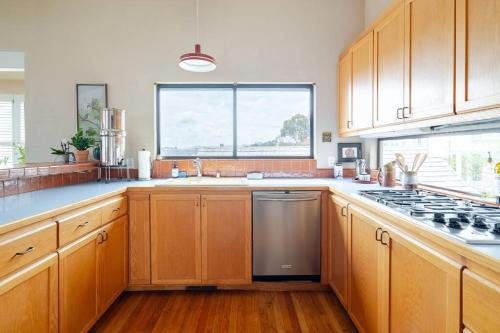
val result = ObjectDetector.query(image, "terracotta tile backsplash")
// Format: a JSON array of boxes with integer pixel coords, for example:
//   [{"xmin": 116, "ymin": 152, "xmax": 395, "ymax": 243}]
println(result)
[
  {"xmin": 0, "ymin": 162, "xmax": 99, "ymax": 198},
  {"xmin": 152, "ymin": 159, "xmax": 346, "ymax": 178}
]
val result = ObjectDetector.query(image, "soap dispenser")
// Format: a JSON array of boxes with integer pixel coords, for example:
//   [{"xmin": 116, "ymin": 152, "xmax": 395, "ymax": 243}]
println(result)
[{"xmin": 172, "ymin": 161, "xmax": 179, "ymax": 178}]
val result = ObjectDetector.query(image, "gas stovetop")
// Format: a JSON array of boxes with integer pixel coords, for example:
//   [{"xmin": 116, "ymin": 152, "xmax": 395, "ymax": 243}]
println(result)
[{"xmin": 359, "ymin": 189, "xmax": 500, "ymax": 245}]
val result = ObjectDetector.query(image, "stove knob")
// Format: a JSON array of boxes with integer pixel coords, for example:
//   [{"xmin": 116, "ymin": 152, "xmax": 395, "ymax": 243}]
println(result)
[
  {"xmin": 446, "ymin": 218, "xmax": 462, "ymax": 229},
  {"xmin": 493, "ymin": 223, "xmax": 500, "ymax": 235},
  {"xmin": 472, "ymin": 217, "xmax": 488, "ymax": 229},
  {"xmin": 457, "ymin": 213, "xmax": 469, "ymax": 219},
  {"xmin": 433, "ymin": 213, "xmax": 446, "ymax": 224}
]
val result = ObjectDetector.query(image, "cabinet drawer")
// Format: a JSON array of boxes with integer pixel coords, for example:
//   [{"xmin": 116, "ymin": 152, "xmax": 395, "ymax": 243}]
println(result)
[
  {"xmin": 0, "ymin": 220, "xmax": 57, "ymax": 278},
  {"xmin": 463, "ymin": 269, "xmax": 500, "ymax": 333},
  {"xmin": 101, "ymin": 196, "xmax": 128, "ymax": 224},
  {"xmin": 57, "ymin": 207, "xmax": 102, "ymax": 247}
]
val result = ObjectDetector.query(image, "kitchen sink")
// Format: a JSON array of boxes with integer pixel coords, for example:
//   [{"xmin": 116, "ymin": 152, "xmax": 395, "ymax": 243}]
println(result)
[{"xmin": 156, "ymin": 176, "xmax": 249, "ymax": 186}]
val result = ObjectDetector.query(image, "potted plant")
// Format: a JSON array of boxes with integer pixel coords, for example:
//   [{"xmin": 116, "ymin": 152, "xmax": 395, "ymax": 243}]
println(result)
[
  {"xmin": 50, "ymin": 138, "xmax": 73, "ymax": 163},
  {"xmin": 69, "ymin": 129, "xmax": 95, "ymax": 162}
]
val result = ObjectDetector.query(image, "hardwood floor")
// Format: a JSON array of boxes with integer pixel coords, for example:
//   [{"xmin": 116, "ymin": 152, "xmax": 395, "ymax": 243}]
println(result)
[{"xmin": 90, "ymin": 290, "xmax": 357, "ymax": 332}]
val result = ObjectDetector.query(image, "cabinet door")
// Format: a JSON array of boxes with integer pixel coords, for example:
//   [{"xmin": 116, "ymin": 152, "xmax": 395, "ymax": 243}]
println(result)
[
  {"xmin": 98, "ymin": 216, "xmax": 128, "ymax": 313},
  {"xmin": 405, "ymin": 0, "xmax": 455, "ymax": 120},
  {"xmin": 202, "ymin": 194, "xmax": 252, "ymax": 285},
  {"xmin": 151, "ymin": 194, "xmax": 201, "ymax": 285},
  {"xmin": 328, "ymin": 195, "xmax": 349, "ymax": 307},
  {"xmin": 374, "ymin": 2, "xmax": 405, "ymax": 127},
  {"xmin": 0, "ymin": 254, "xmax": 58, "ymax": 333},
  {"xmin": 348, "ymin": 205, "xmax": 389, "ymax": 333},
  {"xmin": 338, "ymin": 52, "xmax": 352, "ymax": 135},
  {"xmin": 128, "ymin": 193, "xmax": 151, "ymax": 285},
  {"xmin": 463, "ymin": 269, "xmax": 500, "ymax": 333},
  {"xmin": 388, "ymin": 228, "xmax": 461, "ymax": 333},
  {"xmin": 456, "ymin": 0, "xmax": 500, "ymax": 113},
  {"xmin": 59, "ymin": 231, "xmax": 100, "ymax": 333},
  {"xmin": 351, "ymin": 32, "xmax": 374, "ymax": 131}
]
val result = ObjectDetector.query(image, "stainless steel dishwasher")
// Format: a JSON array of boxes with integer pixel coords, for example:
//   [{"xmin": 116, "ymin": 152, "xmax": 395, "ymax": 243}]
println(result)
[{"xmin": 252, "ymin": 191, "xmax": 321, "ymax": 281}]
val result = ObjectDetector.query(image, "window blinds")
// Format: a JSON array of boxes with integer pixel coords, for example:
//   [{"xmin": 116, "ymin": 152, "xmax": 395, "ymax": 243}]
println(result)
[{"xmin": 0, "ymin": 95, "xmax": 25, "ymax": 165}]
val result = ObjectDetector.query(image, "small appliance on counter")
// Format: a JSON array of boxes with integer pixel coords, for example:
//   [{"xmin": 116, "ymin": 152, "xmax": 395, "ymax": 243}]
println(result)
[
  {"xmin": 353, "ymin": 158, "xmax": 372, "ymax": 183},
  {"xmin": 99, "ymin": 108, "xmax": 132, "ymax": 182},
  {"xmin": 334, "ymin": 163, "xmax": 343, "ymax": 178}
]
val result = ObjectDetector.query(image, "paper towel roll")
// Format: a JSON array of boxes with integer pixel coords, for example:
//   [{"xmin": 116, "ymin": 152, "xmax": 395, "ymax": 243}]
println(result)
[{"xmin": 138, "ymin": 149, "xmax": 151, "ymax": 180}]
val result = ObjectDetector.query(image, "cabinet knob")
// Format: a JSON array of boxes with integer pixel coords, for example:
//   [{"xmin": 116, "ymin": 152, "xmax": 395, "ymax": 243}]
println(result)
[
  {"xmin": 341, "ymin": 206, "xmax": 348, "ymax": 217},
  {"xmin": 15, "ymin": 246, "xmax": 35, "ymax": 256},
  {"xmin": 396, "ymin": 108, "xmax": 403, "ymax": 119},
  {"xmin": 380, "ymin": 230, "xmax": 390, "ymax": 246},
  {"xmin": 402, "ymin": 106, "xmax": 411, "ymax": 119}
]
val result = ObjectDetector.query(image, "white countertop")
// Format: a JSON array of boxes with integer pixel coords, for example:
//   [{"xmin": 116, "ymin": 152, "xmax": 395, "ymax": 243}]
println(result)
[{"xmin": 1, "ymin": 177, "xmax": 498, "ymax": 261}]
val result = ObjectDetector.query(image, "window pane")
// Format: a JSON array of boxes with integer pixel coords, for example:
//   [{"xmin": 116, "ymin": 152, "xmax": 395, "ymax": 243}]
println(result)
[
  {"xmin": 237, "ymin": 87, "xmax": 311, "ymax": 157},
  {"xmin": 380, "ymin": 132, "xmax": 500, "ymax": 198},
  {"xmin": 158, "ymin": 88, "xmax": 233, "ymax": 157}
]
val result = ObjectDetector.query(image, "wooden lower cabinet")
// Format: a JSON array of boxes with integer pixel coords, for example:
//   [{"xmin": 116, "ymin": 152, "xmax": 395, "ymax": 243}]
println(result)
[
  {"xmin": 328, "ymin": 195, "xmax": 349, "ymax": 307},
  {"xmin": 463, "ymin": 269, "xmax": 500, "ymax": 333},
  {"xmin": 348, "ymin": 205, "xmax": 388, "ymax": 333},
  {"xmin": 0, "ymin": 253, "xmax": 58, "ymax": 333},
  {"xmin": 98, "ymin": 216, "xmax": 128, "ymax": 312},
  {"xmin": 150, "ymin": 194, "xmax": 201, "ymax": 285},
  {"xmin": 202, "ymin": 194, "xmax": 252, "ymax": 285},
  {"xmin": 343, "ymin": 203, "xmax": 462, "ymax": 333},
  {"xmin": 128, "ymin": 193, "xmax": 151, "ymax": 285},
  {"xmin": 59, "ymin": 217, "xmax": 128, "ymax": 333},
  {"xmin": 59, "ymin": 230, "xmax": 100, "ymax": 333},
  {"xmin": 388, "ymin": 227, "xmax": 461, "ymax": 333}
]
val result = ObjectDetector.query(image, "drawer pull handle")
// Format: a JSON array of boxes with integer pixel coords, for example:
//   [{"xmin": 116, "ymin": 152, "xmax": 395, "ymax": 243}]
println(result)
[
  {"xmin": 97, "ymin": 232, "xmax": 104, "ymax": 244},
  {"xmin": 380, "ymin": 231, "xmax": 390, "ymax": 246},
  {"xmin": 112, "ymin": 208, "xmax": 120, "ymax": 212},
  {"xmin": 102, "ymin": 230, "xmax": 109, "ymax": 241},
  {"xmin": 77, "ymin": 221, "xmax": 89, "ymax": 228},
  {"xmin": 375, "ymin": 227, "xmax": 383, "ymax": 241},
  {"xmin": 341, "ymin": 206, "xmax": 347, "ymax": 217},
  {"xmin": 15, "ymin": 246, "xmax": 35, "ymax": 256}
]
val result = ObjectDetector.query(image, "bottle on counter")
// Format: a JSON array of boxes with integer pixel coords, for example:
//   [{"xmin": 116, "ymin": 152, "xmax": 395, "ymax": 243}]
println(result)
[{"xmin": 172, "ymin": 162, "xmax": 179, "ymax": 178}]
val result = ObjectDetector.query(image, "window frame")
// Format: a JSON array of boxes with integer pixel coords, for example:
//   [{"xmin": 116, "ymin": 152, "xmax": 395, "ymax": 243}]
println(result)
[{"xmin": 156, "ymin": 83, "xmax": 315, "ymax": 159}]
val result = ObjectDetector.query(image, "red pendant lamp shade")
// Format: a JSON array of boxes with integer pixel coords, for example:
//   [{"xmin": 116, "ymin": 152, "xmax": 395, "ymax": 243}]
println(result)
[{"xmin": 179, "ymin": 43, "xmax": 216, "ymax": 72}]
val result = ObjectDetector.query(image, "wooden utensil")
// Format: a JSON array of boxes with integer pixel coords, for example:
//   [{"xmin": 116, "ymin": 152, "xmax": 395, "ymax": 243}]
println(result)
[
  {"xmin": 412, "ymin": 153, "xmax": 427, "ymax": 172},
  {"xmin": 395, "ymin": 153, "xmax": 407, "ymax": 173}
]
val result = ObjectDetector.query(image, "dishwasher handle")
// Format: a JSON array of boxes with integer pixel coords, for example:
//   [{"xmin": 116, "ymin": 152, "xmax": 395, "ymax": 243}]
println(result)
[{"xmin": 255, "ymin": 197, "xmax": 319, "ymax": 202}]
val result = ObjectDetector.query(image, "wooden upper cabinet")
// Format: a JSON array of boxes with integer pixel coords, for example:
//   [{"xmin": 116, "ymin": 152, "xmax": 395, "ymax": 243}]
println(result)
[
  {"xmin": 388, "ymin": 228, "xmax": 461, "ymax": 333},
  {"xmin": 59, "ymin": 231, "xmax": 100, "ymax": 333},
  {"xmin": 202, "ymin": 194, "xmax": 252, "ymax": 285},
  {"xmin": 351, "ymin": 32, "xmax": 374, "ymax": 131},
  {"xmin": 128, "ymin": 193, "xmax": 151, "ymax": 285},
  {"xmin": 338, "ymin": 52, "xmax": 352, "ymax": 135},
  {"xmin": 374, "ymin": 2, "xmax": 406, "ymax": 127},
  {"xmin": 456, "ymin": 0, "xmax": 500, "ymax": 113},
  {"xmin": 98, "ymin": 216, "xmax": 128, "ymax": 313},
  {"xmin": 150, "ymin": 194, "xmax": 202, "ymax": 285},
  {"xmin": 0, "ymin": 254, "xmax": 58, "ymax": 333},
  {"xmin": 348, "ymin": 205, "xmax": 388, "ymax": 333},
  {"xmin": 405, "ymin": 0, "xmax": 455, "ymax": 120},
  {"xmin": 328, "ymin": 195, "xmax": 349, "ymax": 308},
  {"xmin": 463, "ymin": 269, "xmax": 500, "ymax": 333}
]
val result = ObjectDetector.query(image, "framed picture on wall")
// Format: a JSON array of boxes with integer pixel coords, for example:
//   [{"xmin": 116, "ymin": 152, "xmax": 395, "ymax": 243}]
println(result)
[
  {"xmin": 337, "ymin": 142, "xmax": 362, "ymax": 163},
  {"xmin": 76, "ymin": 84, "xmax": 107, "ymax": 139}
]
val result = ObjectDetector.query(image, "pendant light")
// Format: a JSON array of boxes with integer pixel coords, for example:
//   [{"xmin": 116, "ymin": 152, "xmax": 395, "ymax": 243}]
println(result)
[{"xmin": 179, "ymin": 0, "xmax": 216, "ymax": 72}]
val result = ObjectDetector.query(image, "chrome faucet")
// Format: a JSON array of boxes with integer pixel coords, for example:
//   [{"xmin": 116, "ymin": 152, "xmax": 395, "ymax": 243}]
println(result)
[{"xmin": 193, "ymin": 158, "xmax": 202, "ymax": 177}]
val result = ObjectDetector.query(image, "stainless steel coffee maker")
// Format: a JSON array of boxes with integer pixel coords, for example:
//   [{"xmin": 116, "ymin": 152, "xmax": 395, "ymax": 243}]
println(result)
[{"xmin": 100, "ymin": 108, "xmax": 126, "ymax": 166}]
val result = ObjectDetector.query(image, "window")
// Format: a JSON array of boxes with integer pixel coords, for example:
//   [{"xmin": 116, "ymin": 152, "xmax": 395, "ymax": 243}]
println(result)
[
  {"xmin": 379, "ymin": 131, "xmax": 500, "ymax": 199},
  {"xmin": 0, "ymin": 95, "xmax": 24, "ymax": 165},
  {"xmin": 157, "ymin": 84, "xmax": 314, "ymax": 158}
]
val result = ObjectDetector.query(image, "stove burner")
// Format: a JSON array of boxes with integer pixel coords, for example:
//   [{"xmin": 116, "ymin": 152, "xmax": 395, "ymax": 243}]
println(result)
[{"xmin": 359, "ymin": 189, "xmax": 500, "ymax": 245}]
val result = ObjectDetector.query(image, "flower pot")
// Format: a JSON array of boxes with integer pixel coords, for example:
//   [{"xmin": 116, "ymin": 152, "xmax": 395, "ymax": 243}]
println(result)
[{"xmin": 73, "ymin": 150, "xmax": 89, "ymax": 162}]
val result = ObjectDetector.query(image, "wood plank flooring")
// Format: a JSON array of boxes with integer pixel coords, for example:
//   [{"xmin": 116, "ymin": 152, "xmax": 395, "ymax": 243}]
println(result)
[{"xmin": 90, "ymin": 290, "xmax": 357, "ymax": 332}]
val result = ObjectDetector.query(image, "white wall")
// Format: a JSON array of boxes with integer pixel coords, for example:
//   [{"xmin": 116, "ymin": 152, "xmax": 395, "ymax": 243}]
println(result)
[
  {"xmin": 364, "ymin": 0, "xmax": 393, "ymax": 27},
  {"xmin": 0, "ymin": 0, "xmax": 365, "ymax": 167}
]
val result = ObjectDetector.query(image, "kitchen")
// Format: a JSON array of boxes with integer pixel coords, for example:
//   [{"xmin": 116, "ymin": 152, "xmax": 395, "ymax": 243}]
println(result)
[{"xmin": 0, "ymin": 0, "xmax": 499, "ymax": 332}]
